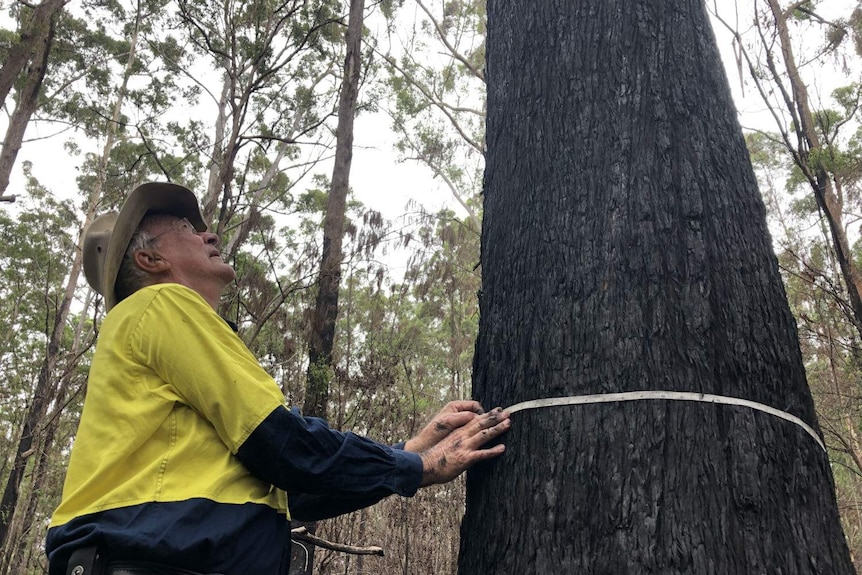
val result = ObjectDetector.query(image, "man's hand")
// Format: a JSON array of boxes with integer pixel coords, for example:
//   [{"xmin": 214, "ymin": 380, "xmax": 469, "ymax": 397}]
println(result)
[
  {"xmin": 418, "ymin": 407, "xmax": 511, "ymax": 487},
  {"xmin": 403, "ymin": 400, "xmax": 486, "ymax": 454}
]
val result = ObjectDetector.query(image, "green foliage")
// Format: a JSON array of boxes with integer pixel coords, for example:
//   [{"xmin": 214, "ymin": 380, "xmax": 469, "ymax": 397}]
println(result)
[
  {"xmin": 379, "ymin": 0, "xmax": 485, "ymax": 231},
  {"xmin": 0, "ymin": 173, "xmax": 84, "ymax": 554},
  {"xmin": 297, "ymin": 187, "xmax": 329, "ymax": 214}
]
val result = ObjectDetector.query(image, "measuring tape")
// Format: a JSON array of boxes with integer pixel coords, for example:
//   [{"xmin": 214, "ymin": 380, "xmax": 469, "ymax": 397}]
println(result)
[{"xmin": 505, "ymin": 390, "xmax": 825, "ymax": 452}]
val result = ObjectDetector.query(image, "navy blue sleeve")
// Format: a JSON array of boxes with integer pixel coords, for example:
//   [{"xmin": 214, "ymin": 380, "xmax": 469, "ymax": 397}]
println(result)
[{"xmin": 236, "ymin": 406, "xmax": 423, "ymax": 520}]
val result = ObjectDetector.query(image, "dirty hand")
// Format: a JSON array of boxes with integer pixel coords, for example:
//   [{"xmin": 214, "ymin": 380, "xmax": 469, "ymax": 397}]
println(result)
[
  {"xmin": 419, "ymin": 407, "xmax": 511, "ymax": 487},
  {"xmin": 403, "ymin": 400, "xmax": 486, "ymax": 454}
]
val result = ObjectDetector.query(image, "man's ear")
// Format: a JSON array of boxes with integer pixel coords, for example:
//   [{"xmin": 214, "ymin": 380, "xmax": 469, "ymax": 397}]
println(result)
[{"xmin": 133, "ymin": 249, "xmax": 170, "ymax": 274}]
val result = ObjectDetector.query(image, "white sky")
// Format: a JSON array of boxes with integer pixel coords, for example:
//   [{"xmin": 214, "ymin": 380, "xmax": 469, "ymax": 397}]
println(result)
[{"xmin": 3, "ymin": 1, "xmax": 858, "ymax": 223}]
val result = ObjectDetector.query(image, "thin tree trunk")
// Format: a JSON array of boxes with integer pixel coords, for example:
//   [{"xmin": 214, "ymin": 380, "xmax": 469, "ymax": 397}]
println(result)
[
  {"xmin": 203, "ymin": 77, "xmax": 230, "ymax": 225},
  {"xmin": 304, "ymin": 0, "xmax": 365, "ymax": 424},
  {"xmin": 0, "ymin": 0, "xmax": 65, "ymax": 108},
  {"xmin": 0, "ymin": 0, "xmax": 60, "ymax": 197},
  {"xmin": 763, "ymin": 0, "xmax": 862, "ymax": 337},
  {"xmin": 297, "ymin": 2, "xmax": 365, "ymax": 573},
  {"xmin": 459, "ymin": 1, "xmax": 854, "ymax": 573}
]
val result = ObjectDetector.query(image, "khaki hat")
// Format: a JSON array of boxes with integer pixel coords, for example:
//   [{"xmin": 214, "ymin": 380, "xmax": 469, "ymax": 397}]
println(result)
[{"xmin": 83, "ymin": 182, "xmax": 207, "ymax": 310}]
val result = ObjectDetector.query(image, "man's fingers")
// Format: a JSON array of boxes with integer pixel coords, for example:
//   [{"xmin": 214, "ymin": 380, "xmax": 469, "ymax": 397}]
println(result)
[
  {"xmin": 418, "ymin": 408, "xmax": 512, "ymax": 486},
  {"xmin": 478, "ymin": 408, "xmax": 508, "ymax": 426},
  {"xmin": 472, "ymin": 443, "xmax": 506, "ymax": 460},
  {"xmin": 472, "ymin": 408, "xmax": 509, "ymax": 432},
  {"xmin": 461, "ymin": 441, "xmax": 506, "ymax": 468},
  {"xmin": 443, "ymin": 400, "xmax": 485, "ymax": 415},
  {"xmin": 462, "ymin": 410, "xmax": 510, "ymax": 449},
  {"xmin": 433, "ymin": 411, "xmax": 477, "ymax": 434}
]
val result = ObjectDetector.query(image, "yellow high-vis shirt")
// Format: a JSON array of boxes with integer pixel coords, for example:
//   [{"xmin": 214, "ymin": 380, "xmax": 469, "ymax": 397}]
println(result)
[
  {"xmin": 46, "ymin": 283, "xmax": 422, "ymax": 575},
  {"xmin": 51, "ymin": 284, "xmax": 288, "ymax": 525}
]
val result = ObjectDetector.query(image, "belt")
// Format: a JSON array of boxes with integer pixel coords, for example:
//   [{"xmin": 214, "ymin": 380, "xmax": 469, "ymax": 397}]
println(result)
[
  {"xmin": 106, "ymin": 563, "xmax": 222, "ymax": 575},
  {"xmin": 64, "ymin": 546, "xmax": 222, "ymax": 575}
]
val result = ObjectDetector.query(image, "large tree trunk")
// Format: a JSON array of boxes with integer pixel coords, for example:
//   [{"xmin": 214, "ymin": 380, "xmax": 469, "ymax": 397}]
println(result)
[{"xmin": 458, "ymin": 1, "xmax": 855, "ymax": 574}]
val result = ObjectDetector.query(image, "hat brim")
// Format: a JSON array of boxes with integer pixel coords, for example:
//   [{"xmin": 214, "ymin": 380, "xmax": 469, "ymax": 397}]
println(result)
[{"xmin": 101, "ymin": 182, "xmax": 206, "ymax": 310}]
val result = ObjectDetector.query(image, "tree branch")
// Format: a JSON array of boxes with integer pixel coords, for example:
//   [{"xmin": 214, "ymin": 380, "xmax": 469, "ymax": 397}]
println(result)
[
  {"xmin": 290, "ymin": 526, "xmax": 385, "ymax": 557},
  {"xmin": 415, "ymin": 0, "xmax": 484, "ymax": 82}
]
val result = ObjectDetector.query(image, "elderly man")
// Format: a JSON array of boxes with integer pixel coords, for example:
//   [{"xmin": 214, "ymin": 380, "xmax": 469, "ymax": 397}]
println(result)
[{"xmin": 46, "ymin": 182, "xmax": 510, "ymax": 575}]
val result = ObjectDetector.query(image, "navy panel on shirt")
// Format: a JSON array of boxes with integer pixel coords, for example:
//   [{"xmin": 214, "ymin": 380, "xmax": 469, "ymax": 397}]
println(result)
[
  {"xmin": 46, "ymin": 499, "xmax": 289, "ymax": 575},
  {"xmin": 235, "ymin": 405, "xmax": 423, "ymax": 520}
]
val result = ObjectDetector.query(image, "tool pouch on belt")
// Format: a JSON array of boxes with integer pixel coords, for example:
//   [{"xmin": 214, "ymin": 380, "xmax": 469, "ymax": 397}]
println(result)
[{"xmin": 66, "ymin": 546, "xmax": 105, "ymax": 575}]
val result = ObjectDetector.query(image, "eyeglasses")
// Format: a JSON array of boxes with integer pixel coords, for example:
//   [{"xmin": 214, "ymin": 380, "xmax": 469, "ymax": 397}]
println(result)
[{"xmin": 149, "ymin": 217, "xmax": 198, "ymax": 243}]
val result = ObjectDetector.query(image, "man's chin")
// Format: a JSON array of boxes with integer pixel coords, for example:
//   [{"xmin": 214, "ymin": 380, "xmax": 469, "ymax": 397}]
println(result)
[{"xmin": 215, "ymin": 263, "xmax": 237, "ymax": 283}]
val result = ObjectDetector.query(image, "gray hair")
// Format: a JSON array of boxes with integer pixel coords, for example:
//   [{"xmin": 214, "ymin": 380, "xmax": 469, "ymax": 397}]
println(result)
[{"xmin": 114, "ymin": 224, "xmax": 158, "ymax": 303}]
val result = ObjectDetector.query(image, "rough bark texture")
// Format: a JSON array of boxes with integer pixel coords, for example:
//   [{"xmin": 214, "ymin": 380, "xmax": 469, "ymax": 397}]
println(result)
[{"xmin": 458, "ymin": 1, "xmax": 855, "ymax": 574}]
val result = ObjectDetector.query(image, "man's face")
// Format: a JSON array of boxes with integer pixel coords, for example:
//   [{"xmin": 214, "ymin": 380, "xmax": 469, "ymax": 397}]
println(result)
[{"xmin": 142, "ymin": 214, "xmax": 236, "ymax": 298}]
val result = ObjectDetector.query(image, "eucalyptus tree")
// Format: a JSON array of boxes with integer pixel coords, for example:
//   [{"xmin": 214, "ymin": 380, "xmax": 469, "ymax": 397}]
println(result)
[
  {"xmin": 305, "ymin": 0, "xmax": 368, "ymax": 422},
  {"xmin": 292, "ymin": 3, "xmax": 375, "ymax": 571},
  {"xmin": 0, "ymin": 176, "xmax": 83, "ymax": 575},
  {"xmin": 712, "ymin": 0, "xmax": 862, "ymax": 341},
  {"xmin": 0, "ymin": 0, "xmax": 198, "ymax": 568},
  {"xmin": 380, "ymin": 0, "xmax": 486, "ymax": 228},
  {"xmin": 459, "ymin": 0, "xmax": 854, "ymax": 573},
  {"xmin": 173, "ymin": 0, "xmax": 345, "ymax": 236},
  {"xmin": 0, "ymin": 0, "xmax": 68, "ymax": 200}
]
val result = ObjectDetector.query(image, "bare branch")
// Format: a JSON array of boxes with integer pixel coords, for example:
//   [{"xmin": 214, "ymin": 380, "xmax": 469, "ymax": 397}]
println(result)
[
  {"xmin": 381, "ymin": 53, "xmax": 484, "ymax": 154},
  {"xmin": 414, "ymin": 0, "xmax": 484, "ymax": 82},
  {"xmin": 290, "ymin": 526, "xmax": 385, "ymax": 557}
]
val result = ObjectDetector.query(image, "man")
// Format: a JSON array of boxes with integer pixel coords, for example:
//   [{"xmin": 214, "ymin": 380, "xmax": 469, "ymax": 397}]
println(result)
[{"xmin": 46, "ymin": 182, "xmax": 510, "ymax": 575}]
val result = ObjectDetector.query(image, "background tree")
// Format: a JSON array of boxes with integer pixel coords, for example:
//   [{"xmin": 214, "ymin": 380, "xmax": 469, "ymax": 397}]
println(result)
[
  {"xmin": 0, "ymin": 0, "xmax": 67, "ymax": 200},
  {"xmin": 174, "ymin": 0, "xmax": 343, "ymax": 234},
  {"xmin": 0, "ymin": 0, "xmax": 196, "ymax": 566},
  {"xmin": 296, "ymin": 0, "xmax": 368, "ymax": 570},
  {"xmin": 380, "ymin": 0, "xmax": 485, "ymax": 228},
  {"xmin": 0, "ymin": 174, "xmax": 88, "ymax": 575},
  {"xmin": 459, "ymin": 0, "xmax": 855, "ymax": 573},
  {"xmin": 711, "ymin": 0, "xmax": 862, "ymax": 557}
]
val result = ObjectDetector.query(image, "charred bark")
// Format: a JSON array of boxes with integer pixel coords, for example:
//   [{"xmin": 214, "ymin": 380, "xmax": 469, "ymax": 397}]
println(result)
[{"xmin": 458, "ymin": 1, "xmax": 855, "ymax": 574}]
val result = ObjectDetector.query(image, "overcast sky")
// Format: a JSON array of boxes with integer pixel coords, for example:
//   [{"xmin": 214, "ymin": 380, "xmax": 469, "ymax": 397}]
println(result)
[{"xmin": 4, "ymin": 1, "xmax": 856, "ymax": 224}]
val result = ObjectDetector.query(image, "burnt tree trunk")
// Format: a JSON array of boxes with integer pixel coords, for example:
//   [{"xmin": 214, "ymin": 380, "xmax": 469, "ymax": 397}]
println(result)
[{"xmin": 458, "ymin": 1, "xmax": 855, "ymax": 574}]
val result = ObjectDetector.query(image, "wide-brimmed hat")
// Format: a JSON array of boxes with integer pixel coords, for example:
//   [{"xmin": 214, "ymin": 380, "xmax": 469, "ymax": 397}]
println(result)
[{"xmin": 83, "ymin": 182, "xmax": 207, "ymax": 310}]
